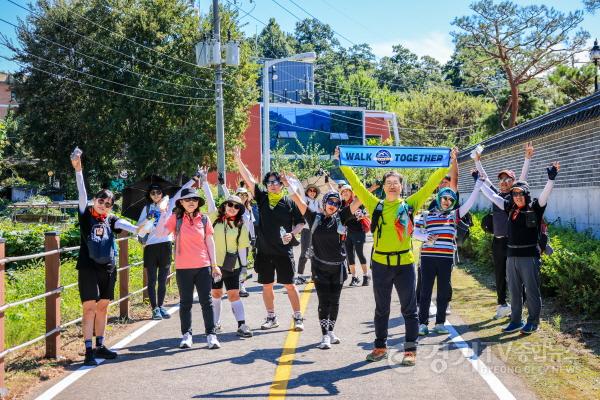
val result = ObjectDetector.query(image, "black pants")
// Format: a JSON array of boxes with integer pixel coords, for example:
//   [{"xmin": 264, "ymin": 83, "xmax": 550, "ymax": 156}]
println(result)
[
  {"xmin": 176, "ymin": 267, "xmax": 215, "ymax": 336},
  {"xmin": 492, "ymin": 237, "xmax": 509, "ymax": 305},
  {"xmin": 417, "ymin": 260, "xmax": 453, "ymax": 306},
  {"xmin": 144, "ymin": 242, "xmax": 172, "ymax": 309},
  {"xmin": 371, "ymin": 260, "xmax": 418, "ymax": 351},
  {"xmin": 297, "ymin": 229, "xmax": 312, "ymax": 275},
  {"xmin": 418, "ymin": 256, "xmax": 453, "ymax": 325},
  {"xmin": 313, "ymin": 260, "xmax": 345, "ymax": 335},
  {"xmin": 345, "ymin": 231, "xmax": 367, "ymax": 265}
]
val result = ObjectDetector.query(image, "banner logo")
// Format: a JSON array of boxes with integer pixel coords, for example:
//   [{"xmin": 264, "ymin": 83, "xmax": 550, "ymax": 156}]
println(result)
[{"xmin": 375, "ymin": 149, "xmax": 392, "ymax": 165}]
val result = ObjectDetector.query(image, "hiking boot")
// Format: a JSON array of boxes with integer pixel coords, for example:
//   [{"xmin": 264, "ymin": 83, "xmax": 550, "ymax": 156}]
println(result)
[
  {"xmin": 366, "ymin": 348, "xmax": 388, "ymax": 362},
  {"xmin": 179, "ymin": 332, "xmax": 193, "ymax": 349},
  {"xmin": 362, "ymin": 276, "xmax": 370, "ymax": 286},
  {"xmin": 94, "ymin": 345, "xmax": 118, "ymax": 360},
  {"xmin": 494, "ymin": 304, "xmax": 512, "ymax": 319},
  {"xmin": 502, "ymin": 320, "xmax": 525, "ymax": 333},
  {"xmin": 349, "ymin": 277, "xmax": 360, "ymax": 287},
  {"xmin": 207, "ymin": 334, "xmax": 221, "ymax": 349},
  {"xmin": 159, "ymin": 306, "xmax": 171, "ymax": 319},
  {"xmin": 293, "ymin": 316, "xmax": 305, "ymax": 332},
  {"xmin": 328, "ymin": 331, "xmax": 341, "ymax": 344},
  {"xmin": 520, "ymin": 322, "xmax": 539, "ymax": 335},
  {"xmin": 152, "ymin": 307, "xmax": 163, "ymax": 320},
  {"xmin": 237, "ymin": 324, "xmax": 253, "ymax": 338},
  {"xmin": 318, "ymin": 335, "xmax": 331, "ymax": 350},
  {"xmin": 401, "ymin": 351, "xmax": 417, "ymax": 366},
  {"xmin": 418, "ymin": 324, "xmax": 429, "ymax": 336},
  {"xmin": 432, "ymin": 324, "xmax": 449, "ymax": 335},
  {"xmin": 83, "ymin": 348, "xmax": 98, "ymax": 366},
  {"xmin": 261, "ymin": 316, "xmax": 279, "ymax": 330}
]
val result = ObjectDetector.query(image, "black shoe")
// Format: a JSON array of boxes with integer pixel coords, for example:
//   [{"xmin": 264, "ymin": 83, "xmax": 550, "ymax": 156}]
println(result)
[
  {"xmin": 349, "ymin": 277, "xmax": 360, "ymax": 287},
  {"xmin": 362, "ymin": 276, "xmax": 370, "ymax": 286},
  {"xmin": 239, "ymin": 289, "xmax": 250, "ymax": 298},
  {"xmin": 94, "ymin": 345, "xmax": 118, "ymax": 360},
  {"xmin": 84, "ymin": 349, "xmax": 98, "ymax": 366}
]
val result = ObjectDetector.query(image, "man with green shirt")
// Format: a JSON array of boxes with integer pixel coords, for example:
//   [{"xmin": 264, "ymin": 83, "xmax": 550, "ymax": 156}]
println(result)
[{"xmin": 334, "ymin": 147, "xmax": 452, "ymax": 366}]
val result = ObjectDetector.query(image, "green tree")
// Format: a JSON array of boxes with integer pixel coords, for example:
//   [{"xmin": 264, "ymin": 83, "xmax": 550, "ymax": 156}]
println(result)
[
  {"xmin": 256, "ymin": 18, "xmax": 296, "ymax": 59},
  {"xmin": 293, "ymin": 18, "xmax": 339, "ymax": 56},
  {"xmin": 374, "ymin": 45, "xmax": 443, "ymax": 92},
  {"xmin": 452, "ymin": 0, "xmax": 589, "ymax": 128},
  {"xmin": 548, "ymin": 63, "xmax": 596, "ymax": 102}
]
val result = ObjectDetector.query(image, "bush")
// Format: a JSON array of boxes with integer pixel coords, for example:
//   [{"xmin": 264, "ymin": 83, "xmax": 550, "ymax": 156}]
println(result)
[{"xmin": 463, "ymin": 212, "xmax": 600, "ymax": 318}]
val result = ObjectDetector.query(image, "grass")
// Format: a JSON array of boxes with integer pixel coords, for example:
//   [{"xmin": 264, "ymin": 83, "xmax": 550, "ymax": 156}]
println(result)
[{"xmin": 451, "ymin": 260, "xmax": 600, "ymax": 399}]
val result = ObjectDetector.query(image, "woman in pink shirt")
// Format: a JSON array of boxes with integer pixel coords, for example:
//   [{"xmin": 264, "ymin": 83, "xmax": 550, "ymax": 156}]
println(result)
[{"xmin": 158, "ymin": 188, "xmax": 222, "ymax": 350}]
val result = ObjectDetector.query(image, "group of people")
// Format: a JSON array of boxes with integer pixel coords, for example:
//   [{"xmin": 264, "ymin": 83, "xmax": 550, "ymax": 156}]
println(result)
[{"xmin": 71, "ymin": 141, "xmax": 560, "ymax": 367}]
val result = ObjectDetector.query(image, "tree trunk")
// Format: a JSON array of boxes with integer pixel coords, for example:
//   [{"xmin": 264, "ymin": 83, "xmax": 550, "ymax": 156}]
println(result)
[{"xmin": 509, "ymin": 82, "xmax": 519, "ymax": 128}]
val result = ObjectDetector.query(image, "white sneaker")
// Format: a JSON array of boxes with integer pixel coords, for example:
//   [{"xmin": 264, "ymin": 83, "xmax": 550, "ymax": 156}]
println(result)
[
  {"xmin": 318, "ymin": 334, "xmax": 331, "ymax": 349},
  {"xmin": 261, "ymin": 316, "xmax": 279, "ymax": 330},
  {"xmin": 207, "ymin": 334, "xmax": 221, "ymax": 349},
  {"xmin": 328, "ymin": 331, "xmax": 341, "ymax": 344},
  {"xmin": 214, "ymin": 323, "xmax": 223, "ymax": 334},
  {"xmin": 494, "ymin": 304, "xmax": 511, "ymax": 319},
  {"xmin": 236, "ymin": 324, "xmax": 253, "ymax": 338},
  {"xmin": 293, "ymin": 316, "xmax": 305, "ymax": 332},
  {"xmin": 179, "ymin": 332, "xmax": 192, "ymax": 349}
]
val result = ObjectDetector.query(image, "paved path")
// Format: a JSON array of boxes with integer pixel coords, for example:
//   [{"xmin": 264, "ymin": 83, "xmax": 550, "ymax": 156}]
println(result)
[{"xmin": 31, "ymin": 243, "xmax": 538, "ymax": 400}]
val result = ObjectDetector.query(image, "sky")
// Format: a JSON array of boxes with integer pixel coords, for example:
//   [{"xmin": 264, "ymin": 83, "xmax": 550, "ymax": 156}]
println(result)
[{"xmin": 0, "ymin": 0, "xmax": 599, "ymax": 72}]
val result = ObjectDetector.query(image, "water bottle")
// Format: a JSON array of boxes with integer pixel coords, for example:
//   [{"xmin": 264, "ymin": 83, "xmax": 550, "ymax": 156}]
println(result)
[
  {"xmin": 158, "ymin": 195, "xmax": 170, "ymax": 211},
  {"xmin": 470, "ymin": 144, "xmax": 484, "ymax": 159},
  {"xmin": 70, "ymin": 146, "xmax": 82, "ymax": 160},
  {"xmin": 280, "ymin": 227, "xmax": 287, "ymax": 244}
]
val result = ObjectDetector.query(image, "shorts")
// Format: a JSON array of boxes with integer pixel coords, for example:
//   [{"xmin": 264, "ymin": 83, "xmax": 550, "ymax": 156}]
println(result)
[
  {"xmin": 212, "ymin": 267, "xmax": 241, "ymax": 290},
  {"xmin": 255, "ymin": 252, "xmax": 295, "ymax": 285},
  {"xmin": 143, "ymin": 241, "xmax": 172, "ymax": 269},
  {"xmin": 78, "ymin": 265, "xmax": 117, "ymax": 302}
]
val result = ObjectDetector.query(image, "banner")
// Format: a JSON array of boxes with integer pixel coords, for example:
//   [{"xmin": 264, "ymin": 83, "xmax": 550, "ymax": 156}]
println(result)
[{"xmin": 338, "ymin": 145, "xmax": 450, "ymax": 168}]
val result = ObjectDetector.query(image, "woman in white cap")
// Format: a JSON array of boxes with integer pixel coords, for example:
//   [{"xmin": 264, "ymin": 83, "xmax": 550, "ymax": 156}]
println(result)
[
  {"xmin": 201, "ymin": 171, "xmax": 253, "ymax": 338},
  {"xmin": 296, "ymin": 183, "xmax": 323, "ymax": 284},
  {"xmin": 234, "ymin": 186, "xmax": 256, "ymax": 297}
]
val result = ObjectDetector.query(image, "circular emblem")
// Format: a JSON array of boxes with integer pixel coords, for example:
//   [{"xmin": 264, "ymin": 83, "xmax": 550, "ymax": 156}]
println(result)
[{"xmin": 375, "ymin": 149, "xmax": 392, "ymax": 165}]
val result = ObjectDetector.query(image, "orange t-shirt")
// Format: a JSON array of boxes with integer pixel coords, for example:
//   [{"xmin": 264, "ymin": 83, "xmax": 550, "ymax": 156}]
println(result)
[{"xmin": 164, "ymin": 213, "xmax": 214, "ymax": 269}]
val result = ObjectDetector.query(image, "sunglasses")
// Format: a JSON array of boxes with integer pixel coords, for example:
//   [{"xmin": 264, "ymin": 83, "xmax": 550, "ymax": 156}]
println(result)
[
  {"xmin": 226, "ymin": 202, "xmax": 242, "ymax": 210},
  {"xmin": 307, "ymin": 188, "xmax": 317, "ymax": 192},
  {"xmin": 266, "ymin": 180, "xmax": 281, "ymax": 186},
  {"xmin": 150, "ymin": 190, "xmax": 163, "ymax": 196},
  {"xmin": 511, "ymin": 192, "xmax": 525, "ymax": 197},
  {"xmin": 499, "ymin": 178, "xmax": 514, "ymax": 184},
  {"xmin": 238, "ymin": 193, "xmax": 249, "ymax": 197},
  {"xmin": 326, "ymin": 199, "xmax": 340, "ymax": 207},
  {"xmin": 182, "ymin": 198, "xmax": 199, "ymax": 203},
  {"xmin": 440, "ymin": 196, "xmax": 455, "ymax": 202},
  {"xmin": 96, "ymin": 198, "xmax": 113, "ymax": 208}
]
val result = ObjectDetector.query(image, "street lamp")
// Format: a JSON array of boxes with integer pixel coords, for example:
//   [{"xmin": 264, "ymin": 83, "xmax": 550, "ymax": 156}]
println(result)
[
  {"xmin": 262, "ymin": 52, "xmax": 316, "ymax": 176},
  {"xmin": 590, "ymin": 39, "xmax": 600, "ymax": 93}
]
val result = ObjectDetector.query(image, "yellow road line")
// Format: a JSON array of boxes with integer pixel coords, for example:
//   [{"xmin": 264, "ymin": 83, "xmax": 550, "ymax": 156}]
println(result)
[{"xmin": 268, "ymin": 282, "xmax": 314, "ymax": 399}]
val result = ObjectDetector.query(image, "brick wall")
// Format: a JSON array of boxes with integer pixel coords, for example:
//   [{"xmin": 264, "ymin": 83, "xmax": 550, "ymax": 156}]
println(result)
[{"xmin": 458, "ymin": 117, "xmax": 600, "ymax": 236}]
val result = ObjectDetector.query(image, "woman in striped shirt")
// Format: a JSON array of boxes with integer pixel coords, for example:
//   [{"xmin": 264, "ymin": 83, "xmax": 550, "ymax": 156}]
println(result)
[{"xmin": 414, "ymin": 167, "xmax": 485, "ymax": 336}]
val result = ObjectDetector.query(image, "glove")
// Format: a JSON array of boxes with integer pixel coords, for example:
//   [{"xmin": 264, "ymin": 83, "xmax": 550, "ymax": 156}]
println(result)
[
  {"xmin": 547, "ymin": 165, "xmax": 558, "ymax": 180},
  {"xmin": 324, "ymin": 175, "xmax": 329, "ymax": 183},
  {"xmin": 471, "ymin": 170, "xmax": 479, "ymax": 182},
  {"xmin": 218, "ymin": 172, "xmax": 225, "ymax": 185}
]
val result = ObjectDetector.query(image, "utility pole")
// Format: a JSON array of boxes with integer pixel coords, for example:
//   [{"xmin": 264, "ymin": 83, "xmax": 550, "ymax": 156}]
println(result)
[{"xmin": 212, "ymin": 0, "xmax": 226, "ymax": 195}]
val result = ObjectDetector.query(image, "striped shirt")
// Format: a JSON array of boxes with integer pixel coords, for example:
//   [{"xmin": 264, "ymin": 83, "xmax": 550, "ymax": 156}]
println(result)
[{"xmin": 414, "ymin": 211, "xmax": 458, "ymax": 258}]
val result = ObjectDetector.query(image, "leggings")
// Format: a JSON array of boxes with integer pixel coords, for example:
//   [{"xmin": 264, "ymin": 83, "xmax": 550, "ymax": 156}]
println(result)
[
  {"xmin": 176, "ymin": 267, "xmax": 215, "ymax": 335},
  {"xmin": 143, "ymin": 242, "xmax": 172, "ymax": 309},
  {"xmin": 315, "ymin": 282, "xmax": 343, "ymax": 335},
  {"xmin": 345, "ymin": 232, "xmax": 367, "ymax": 265}
]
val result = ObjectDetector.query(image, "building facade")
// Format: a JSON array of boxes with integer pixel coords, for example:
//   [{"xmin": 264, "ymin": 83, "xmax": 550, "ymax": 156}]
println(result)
[{"xmin": 0, "ymin": 72, "xmax": 18, "ymax": 119}]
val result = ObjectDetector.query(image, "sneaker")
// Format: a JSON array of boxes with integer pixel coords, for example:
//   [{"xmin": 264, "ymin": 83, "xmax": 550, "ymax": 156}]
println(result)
[
  {"xmin": 318, "ymin": 334, "xmax": 331, "ymax": 349},
  {"xmin": 494, "ymin": 304, "xmax": 512, "ymax": 319},
  {"xmin": 159, "ymin": 306, "xmax": 171, "ymax": 319},
  {"xmin": 214, "ymin": 323, "xmax": 223, "ymax": 334},
  {"xmin": 432, "ymin": 324, "xmax": 449, "ymax": 335},
  {"xmin": 293, "ymin": 316, "xmax": 305, "ymax": 332},
  {"xmin": 239, "ymin": 287, "xmax": 250, "ymax": 298},
  {"xmin": 349, "ymin": 277, "xmax": 360, "ymax": 287},
  {"xmin": 502, "ymin": 320, "xmax": 525, "ymax": 333},
  {"xmin": 237, "ymin": 324, "xmax": 253, "ymax": 338},
  {"xmin": 83, "ymin": 349, "xmax": 97, "ymax": 366},
  {"xmin": 362, "ymin": 276, "xmax": 370, "ymax": 286},
  {"xmin": 152, "ymin": 307, "xmax": 163, "ymax": 320},
  {"xmin": 94, "ymin": 345, "xmax": 117, "ymax": 360},
  {"xmin": 261, "ymin": 316, "xmax": 279, "ymax": 330},
  {"xmin": 520, "ymin": 322, "xmax": 539, "ymax": 335},
  {"xmin": 207, "ymin": 334, "xmax": 221, "ymax": 349},
  {"xmin": 366, "ymin": 348, "xmax": 388, "ymax": 362},
  {"xmin": 294, "ymin": 276, "xmax": 307, "ymax": 285},
  {"xmin": 328, "ymin": 331, "xmax": 341, "ymax": 344},
  {"xmin": 179, "ymin": 332, "xmax": 193, "ymax": 349},
  {"xmin": 418, "ymin": 324, "xmax": 429, "ymax": 336},
  {"xmin": 401, "ymin": 351, "xmax": 417, "ymax": 366}
]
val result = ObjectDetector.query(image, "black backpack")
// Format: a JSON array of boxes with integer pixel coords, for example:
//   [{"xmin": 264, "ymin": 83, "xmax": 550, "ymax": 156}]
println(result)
[
  {"xmin": 455, "ymin": 212, "xmax": 473, "ymax": 247},
  {"xmin": 370, "ymin": 200, "xmax": 414, "ymax": 238}
]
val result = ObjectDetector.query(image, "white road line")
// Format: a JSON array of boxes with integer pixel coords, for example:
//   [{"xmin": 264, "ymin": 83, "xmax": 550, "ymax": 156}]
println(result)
[
  {"xmin": 445, "ymin": 321, "xmax": 517, "ymax": 400},
  {"xmin": 34, "ymin": 304, "xmax": 180, "ymax": 400}
]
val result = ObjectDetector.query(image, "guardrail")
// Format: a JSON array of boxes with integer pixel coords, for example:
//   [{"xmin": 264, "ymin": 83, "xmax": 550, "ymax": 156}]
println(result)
[{"xmin": 0, "ymin": 231, "xmax": 169, "ymax": 395}]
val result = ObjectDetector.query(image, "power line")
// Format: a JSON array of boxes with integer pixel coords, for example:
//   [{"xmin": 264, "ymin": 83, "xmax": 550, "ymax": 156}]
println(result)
[
  {"xmin": 224, "ymin": 0, "xmax": 267, "ymax": 26},
  {"xmin": 0, "ymin": 17, "xmax": 213, "ymax": 94},
  {"xmin": 284, "ymin": 0, "xmax": 356, "ymax": 46}
]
